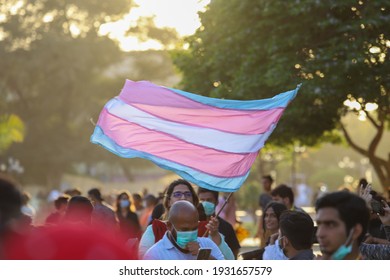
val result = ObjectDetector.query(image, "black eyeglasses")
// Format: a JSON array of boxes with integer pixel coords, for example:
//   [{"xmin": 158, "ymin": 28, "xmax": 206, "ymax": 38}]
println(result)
[{"xmin": 172, "ymin": 191, "xmax": 193, "ymax": 198}]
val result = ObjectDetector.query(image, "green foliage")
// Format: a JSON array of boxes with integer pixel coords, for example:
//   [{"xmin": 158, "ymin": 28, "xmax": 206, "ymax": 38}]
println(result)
[
  {"xmin": 173, "ymin": 0, "xmax": 390, "ymax": 145},
  {"xmin": 236, "ymin": 181, "xmax": 261, "ymax": 214},
  {"xmin": 0, "ymin": 0, "xmax": 178, "ymax": 185},
  {"xmin": 0, "ymin": 114, "xmax": 25, "ymax": 154},
  {"xmin": 173, "ymin": 0, "xmax": 390, "ymax": 191}
]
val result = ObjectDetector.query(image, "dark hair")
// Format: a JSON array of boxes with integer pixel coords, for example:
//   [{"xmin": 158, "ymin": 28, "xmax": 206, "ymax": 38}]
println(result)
[
  {"xmin": 262, "ymin": 175, "xmax": 274, "ymax": 184},
  {"xmin": 65, "ymin": 188, "xmax": 82, "ymax": 197},
  {"xmin": 358, "ymin": 178, "xmax": 368, "ymax": 189},
  {"xmin": 271, "ymin": 184, "xmax": 294, "ymax": 204},
  {"xmin": 262, "ymin": 201, "xmax": 287, "ymax": 232},
  {"xmin": 315, "ymin": 191, "xmax": 369, "ymax": 244},
  {"xmin": 65, "ymin": 196, "xmax": 93, "ymax": 224},
  {"xmin": 132, "ymin": 193, "xmax": 142, "ymax": 201},
  {"xmin": 88, "ymin": 188, "xmax": 103, "ymax": 201},
  {"xmin": 279, "ymin": 210, "xmax": 314, "ymax": 250},
  {"xmin": 0, "ymin": 175, "xmax": 22, "ymax": 227},
  {"xmin": 144, "ymin": 194, "xmax": 157, "ymax": 206},
  {"xmin": 163, "ymin": 179, "xmax": 199, "ymax": 211},
  {"xmin": 54, "ymin": 195, "xmax": 70, "ymax": 210},
  {"xmin": 197, "ymin": 187, "xmax": 219, "ymax": 202},
  {"xmin": 197, "ymin": 203, "xmax": 207, "ymax": 221}
]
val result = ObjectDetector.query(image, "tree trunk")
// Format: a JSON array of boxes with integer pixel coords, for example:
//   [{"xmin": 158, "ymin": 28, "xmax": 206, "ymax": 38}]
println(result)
[
  {"xmin": 340, "ymin": 119, "xmax": 389, "ymax": 197},
  {"xmin": 369, "ymin": 156, "xmax": 390, "ymax": 198}
]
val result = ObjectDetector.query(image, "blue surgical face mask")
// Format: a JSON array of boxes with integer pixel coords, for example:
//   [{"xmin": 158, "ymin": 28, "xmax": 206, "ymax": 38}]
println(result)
[
  {"xmin": 172, "ymin": 225, "xmax": 198, "ymax": 248},
  {"xmin": 120, "ymin": 199, "xmax": 130, "ymax": 208},
  {"xmin": 331, "ymin": 244, "xmax": 352, "ymax": 260},
  {"xmin": 201, "ymin": 201, "xmax": 216, "ymax": 216},
  {"xmin": 331, "ymin": 228, "xmax": 354, "ymax": 260}
]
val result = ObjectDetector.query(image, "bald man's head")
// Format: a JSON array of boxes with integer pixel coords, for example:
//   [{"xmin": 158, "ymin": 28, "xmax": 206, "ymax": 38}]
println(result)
[
  {"xmin": 168, "ymin": 200, "xmax": 199, "ymax": 224},
  {"xmin": 167, "ymin": 201, "xmax": 199, "ymax": 238}
]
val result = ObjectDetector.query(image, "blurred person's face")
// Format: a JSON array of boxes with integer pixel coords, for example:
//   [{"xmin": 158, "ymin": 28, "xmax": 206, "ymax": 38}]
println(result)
[
  {"xmin": 264, "ymin": 207, "xmax": 279, "ymax": 233},
  {"xmin": 119, "ymin": 194, "xmax": 129, "ymax": 201},
  {"xmin": 118, "ymin": 194, "xmax": 130, "ymax": 208},
  {"xmin": 88, "ymin": 195, "xmax": 96, "ymax": 205},
  {"xmin": 262, "ymin": 178, "xmax": 272, "ymax": 191},
  {"xmin": 198, "ymin": 191, "xmax": 217, "ymax": 216},
  {"xmin": 316, "ymin": 207, "xmax": 347, "ymax": 257},
  {"xmin": 198, "ymin": 192, "xmax": 217, "ymax": 205},
  {"xmin": 58, "ymin": 203, "xmax": 68, "ymax": 214},
  {"xmin": 169, "ymin": 184, "xmax": 193, "ymax": 207},
  {"xmin": 168, "ymin": 205, "xmax": 199, "ymax": 248},
  {"xmin": 133, "ymin": 196, "xmax": 142, "ymax": 207}
]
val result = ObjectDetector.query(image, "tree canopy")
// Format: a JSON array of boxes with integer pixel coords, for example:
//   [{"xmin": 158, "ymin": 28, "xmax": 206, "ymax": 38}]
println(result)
[
  {"xmin": 0, "ymin": 114, "xmax": 25, "ymax": 154},
  {"xmin": 0, "ymin": 0, "xmax": 179, "ymax": 186},
  {"xmin": 173, "ymin": 0, "xmax": 390, "ymax": 193}
]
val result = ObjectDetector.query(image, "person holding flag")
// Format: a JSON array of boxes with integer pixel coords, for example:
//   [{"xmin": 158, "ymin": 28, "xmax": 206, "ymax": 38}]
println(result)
[
  {"xmin": 91, "ymin": 79, "xmax": 299, "ymax": 259},
  {"xmin": 138, "ymin": 179, "xmax": 234, "ymax": 260}
]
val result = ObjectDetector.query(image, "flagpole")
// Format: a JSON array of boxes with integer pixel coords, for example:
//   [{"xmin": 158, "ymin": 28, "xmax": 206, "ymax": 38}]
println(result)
[
  {"xmin": 90, "ymin": 118, "xmax": 96, "ymax": 126},
  {"xmin": 202, "ymin": 192, "xmax": 234, "ymax": 237}
]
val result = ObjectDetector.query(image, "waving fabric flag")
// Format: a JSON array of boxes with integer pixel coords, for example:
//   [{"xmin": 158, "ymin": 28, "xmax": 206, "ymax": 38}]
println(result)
[{"xmin": 91, "ymin": 80, "xmax": 299, "ymax": 192}]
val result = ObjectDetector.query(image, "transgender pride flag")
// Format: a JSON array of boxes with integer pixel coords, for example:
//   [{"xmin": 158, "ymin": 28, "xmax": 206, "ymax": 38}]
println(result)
[{"xmin": 91, "ymin": 80, "xmax": 299, "ymax": 192}]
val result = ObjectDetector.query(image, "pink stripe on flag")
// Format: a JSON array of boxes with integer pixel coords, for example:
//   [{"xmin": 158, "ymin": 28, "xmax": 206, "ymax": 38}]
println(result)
[
  {"xmin": 97, "ymin": 109, "xmax": 258, "ymax": 178},
  {"xmin": 129, "ymin": 103, "xmax": 284, "ymax": 135},
  {"xmin": 118, "ymin": 80, "xmax": 285, "ymax": 134}
]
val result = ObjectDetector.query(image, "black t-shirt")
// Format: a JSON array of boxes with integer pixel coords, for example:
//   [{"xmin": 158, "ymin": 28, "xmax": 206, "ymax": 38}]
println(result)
[{"xmin": 218, "ymin": 216, "xmax": 241, "ymax": 259}]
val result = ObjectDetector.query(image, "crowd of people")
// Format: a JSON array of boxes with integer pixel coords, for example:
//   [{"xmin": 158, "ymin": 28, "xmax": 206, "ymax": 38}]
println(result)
[{"xmin": 0, "ymin": 173, "xmax": 389, "ymax": 260}]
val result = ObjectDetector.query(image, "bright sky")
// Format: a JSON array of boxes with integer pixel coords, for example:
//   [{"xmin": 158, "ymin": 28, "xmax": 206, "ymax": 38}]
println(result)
[{"xmin": 99, "ymin": 0, "xmax": 210, "ymax": 51}]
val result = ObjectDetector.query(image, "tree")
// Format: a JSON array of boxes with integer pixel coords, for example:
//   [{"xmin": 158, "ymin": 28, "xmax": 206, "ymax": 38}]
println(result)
[
  {"xmin": 173, "ymin": 0, "xmax": 390, "ymax": 194},
  {"xmin": 0, "ymin": 114, "xmax": 25, "ymax": 154},
  {"xmin": 0, "ymin": 1, "xmax": 179, "ymax": 186}
]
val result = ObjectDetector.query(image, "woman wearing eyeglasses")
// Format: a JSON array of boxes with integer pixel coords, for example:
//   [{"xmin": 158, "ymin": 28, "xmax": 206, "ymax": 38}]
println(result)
[{"xmin": 138, "ymin": 179, "xmax": 234, "ymax": 260}]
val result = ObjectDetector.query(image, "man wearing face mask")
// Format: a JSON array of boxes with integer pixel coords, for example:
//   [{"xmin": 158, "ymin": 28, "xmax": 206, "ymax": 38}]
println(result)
[
  {"xmin": 315, "ymin": 191, "xmax": 370, "ymax": 260},
  {"xmin": 143, "ymin": 200, "xmax": 224, "ymax": 260},
  {"xmin": 278, "ymin": 210, "xmax": 315, "ymax": 260},
  {"xmin": 197, "ymin": 187, "xmax": 241, "ymax": 259}
]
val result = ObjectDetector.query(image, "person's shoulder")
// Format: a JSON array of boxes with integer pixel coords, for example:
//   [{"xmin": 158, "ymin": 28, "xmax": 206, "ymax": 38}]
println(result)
[
  {"xmin": 218, "ymin": 217, "xmax": 233, "ymax": 228},
  {"xmin": 217, "ymin": 217, "xmax": 236, "ymax": 234},
  {"xmin": 143, "ymin": 243, "xmax": 162, "ymax": 260},
  {"xmin": 293, "ymin": 206, "xmax": 307, "ymax": 214},
  {"xmin": 102, "ymin": 202, "xmax": 115, "ymax": 212},
  {"xmin": 146, "ymin": 233, "xmax": 165, "ymax": 249}
]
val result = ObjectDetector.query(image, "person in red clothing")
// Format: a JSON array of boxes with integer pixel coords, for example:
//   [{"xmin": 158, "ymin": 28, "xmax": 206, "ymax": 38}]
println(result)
[{"xmin": 4, "ymin": 193, "xmax": 137, "ymax": 260}]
